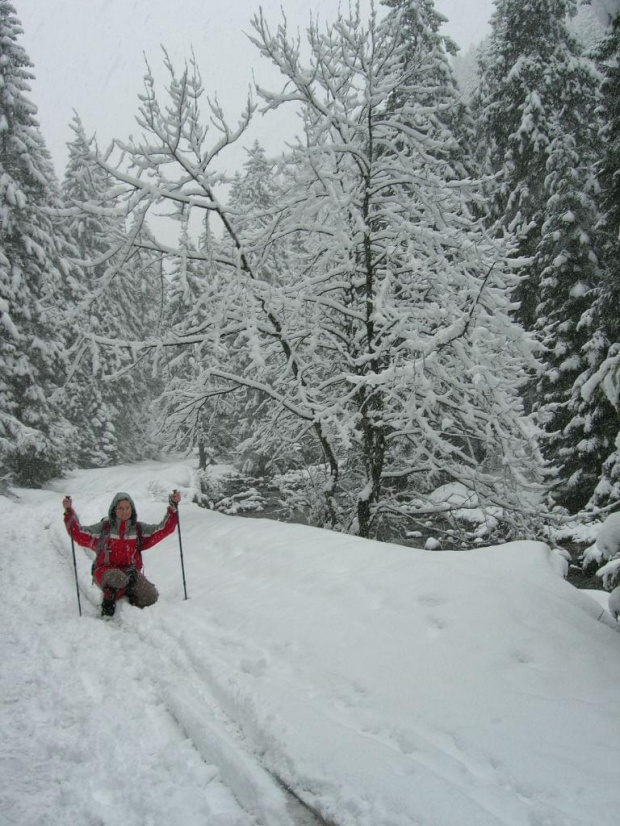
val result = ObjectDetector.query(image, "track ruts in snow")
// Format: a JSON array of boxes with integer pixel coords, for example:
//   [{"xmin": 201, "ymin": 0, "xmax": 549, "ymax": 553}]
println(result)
[
  {"xmin": 123, "ymin": 612, "xmax": 338, "ymax": 826},
  {"xmin": 270, "ymin": 775, "xmax": 338, "ymax": 826}
]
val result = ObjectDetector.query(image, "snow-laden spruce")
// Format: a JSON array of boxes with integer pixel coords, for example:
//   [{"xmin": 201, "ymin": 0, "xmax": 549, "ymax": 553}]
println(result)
[
  {"xmin": 582, "ymin": 3, "xmax": 620, "ymax": 509},
  {"xmin": 0, "ymin": 0, "xmax": 81, "ymax": 486},
  {"xmin": 59, "ymin": 114, "xmax": 163, "ymax": 467},
  {"xmin": 473, "ymin": 0, "xmax": 619, "ymax": 514}
]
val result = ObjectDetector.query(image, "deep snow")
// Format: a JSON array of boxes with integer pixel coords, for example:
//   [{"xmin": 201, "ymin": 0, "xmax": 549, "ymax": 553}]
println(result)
[{"xmin": 1, "ymin": 458, "xmax": 620, "ymax": 826}]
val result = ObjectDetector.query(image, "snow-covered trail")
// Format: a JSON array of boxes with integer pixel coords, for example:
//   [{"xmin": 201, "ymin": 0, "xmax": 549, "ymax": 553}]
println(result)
[
  {"xmin": 2, "ymin": 458, "xmax": 620, "ymax": 826},
  {"xmin": 1, "ymin": 461, "xmax": 305, "ymax": 826}
]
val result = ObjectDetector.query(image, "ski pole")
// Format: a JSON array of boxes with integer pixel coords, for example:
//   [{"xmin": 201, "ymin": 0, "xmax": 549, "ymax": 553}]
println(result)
[
  {"xmin": 173, "ymin": 490, "xmax": 188, "ymax": 600},
  {"xmin": 66, "ymin": 496, "xmax": 82, "ymax": 617}
]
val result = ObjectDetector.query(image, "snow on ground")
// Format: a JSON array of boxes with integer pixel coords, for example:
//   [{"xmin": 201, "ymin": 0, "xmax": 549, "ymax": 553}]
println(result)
[{"xmin": 2, "ymin": 458, "xmax": 620, "ymax": 826}]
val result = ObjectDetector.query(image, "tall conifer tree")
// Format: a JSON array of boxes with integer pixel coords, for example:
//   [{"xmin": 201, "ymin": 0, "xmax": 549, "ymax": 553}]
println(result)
[
  {"xmin": 474, "ymin": 0, "xmax": 600, "ymax": 329},
  {"xmin": 60, "ymin": 115, "xmax": 119, "ymax": 467},
  {"xmin": 474, "ymin": 0, "xmax": 608, "ymax": 511},
  {"xmin": 571, "ymin": 3, "xmax": 620, "ymax": 508},
  {"xmin": 60, "ymin": 114, "xmax": 164, "ymax": 465},
  {"xmin": 382, "ymin": 0, "xmax": 478, "ymax": 178},
  {"xmin": 0, "ymin": 1, "xmax": 71, "ymax": 484}
]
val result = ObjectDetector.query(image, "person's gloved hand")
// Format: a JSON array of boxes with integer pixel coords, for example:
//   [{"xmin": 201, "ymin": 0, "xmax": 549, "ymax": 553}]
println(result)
[{"xmin": 169, "ymin": 490, "xmax": 181, "ymax": 508}]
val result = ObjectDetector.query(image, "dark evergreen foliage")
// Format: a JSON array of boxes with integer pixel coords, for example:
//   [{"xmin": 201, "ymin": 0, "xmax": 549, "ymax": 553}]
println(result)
[
  {"xmin": 60, "ymin": 114, "xmax": 165, "ymax": 466},
  {"xmin": 0, "ymin": 0, "xmax": 71, "ymax": 485},
  {"xmin": 473, "ymin": 0, "xmax": 614, "ymax": 512},
  {"xmin": 536, "ymin": 6, "xmax": 619, "ymax": 511},
  {"xmin": 575, "ymin": 9, "xmax": 620, "ymax": 509},
  {"xmin": 474, "ymin": 0, "xmax": 599, "ymax": 328}
]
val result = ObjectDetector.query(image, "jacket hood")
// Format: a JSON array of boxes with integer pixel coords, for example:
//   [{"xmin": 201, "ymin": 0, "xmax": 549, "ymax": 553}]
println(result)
[{"xmin": 108, "ymin": 491, "xmax": 137, "ymax": 523}]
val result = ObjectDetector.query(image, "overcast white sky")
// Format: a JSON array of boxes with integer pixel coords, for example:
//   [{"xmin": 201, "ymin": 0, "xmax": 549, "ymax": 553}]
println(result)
[{"xmin": 18, "ymin": 0, "xmax": 495, "ymax": 179}]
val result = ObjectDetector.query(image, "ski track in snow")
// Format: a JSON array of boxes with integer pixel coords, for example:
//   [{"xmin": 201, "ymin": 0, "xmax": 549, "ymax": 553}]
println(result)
[{"xmin": 148, "ymin": 614, "xmax": 513, "ymax": 826}]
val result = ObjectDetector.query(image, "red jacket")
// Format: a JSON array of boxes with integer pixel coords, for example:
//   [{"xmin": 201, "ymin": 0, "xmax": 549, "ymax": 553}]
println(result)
[{"xmin": 64, "ymin": 496, "xmax": 178, "ymax": 586}]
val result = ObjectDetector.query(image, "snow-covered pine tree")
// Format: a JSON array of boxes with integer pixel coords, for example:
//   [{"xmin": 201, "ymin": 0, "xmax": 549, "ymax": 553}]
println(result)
[
  {"xmin": 382, "ymin": 0, "xmax": 478, "ymax": 178},
  {"xmin": 571, "ymin": 1, "xmax": 620, "ymax": 509},
  {"xmin": 533, "ymin": 125, "xmax": 605, "ymax": 512},
  {"xmin": 473, "ymin": 0, "xmax": 610, "ymax": 512},
  {"xmin": 229, "ymin": 142, "xmax": 279, "ymax": 232},
  {"xmin": 153, "ymin": 210, "xmax": 236, "ymax": 465},
  {"xmin": 474, "ymin": 0, "xmax": 599, "ymax": 331},
  {"xmin": 156, "ymin": 145, "xmax": 298, "ymax": 476},
  {"xmin": 111, "ymin": 216, "xmax": 164, "ymax": 460},
  {"xmin": 452, "ymin": 43, "xmax": 486, "ymax": 103},
  {"xmin": 60, "ymin": 115, "xmax": 118, "ymax": 467},
  {"xmin": 525, "ymin": 0, "xmax": 620, "ymax": 512},
  {"xmin": 0, "ymin": 1, "xmax": 73, "ymax": 485},
  {"xmin": 225, "ymin": 142, "xmax": 309, "ymax": 476},
  {"xmin": 60, "ymin": 115, "xmax": 163, "ymax": 465}
]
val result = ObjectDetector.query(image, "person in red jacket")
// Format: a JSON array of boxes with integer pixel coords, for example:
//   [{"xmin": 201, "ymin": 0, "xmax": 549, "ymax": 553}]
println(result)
[{"xmin": 63, "ymin": 490, "xmax": 181, "ymax": 617}]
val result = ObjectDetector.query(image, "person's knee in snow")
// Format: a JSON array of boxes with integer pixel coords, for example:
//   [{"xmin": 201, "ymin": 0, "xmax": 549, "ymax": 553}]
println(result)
[
  {"xmin": 101, "ymin": 568, "xmax": 130, "ymax": 591},
  {"xmin": 126, "ymin": 571, "xmax": 159, "ymax": 609}
]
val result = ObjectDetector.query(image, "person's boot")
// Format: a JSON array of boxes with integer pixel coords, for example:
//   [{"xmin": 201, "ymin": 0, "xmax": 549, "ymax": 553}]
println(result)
[{"xmin": 101, "ymin": 589, "xmax": 117, "ymax": 618}]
